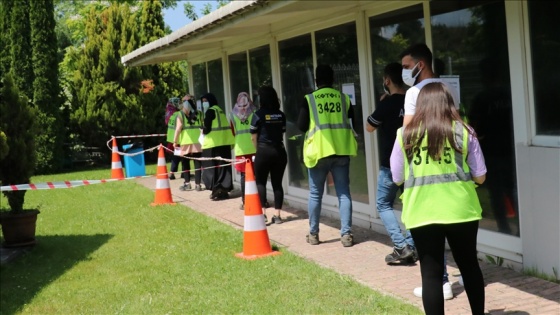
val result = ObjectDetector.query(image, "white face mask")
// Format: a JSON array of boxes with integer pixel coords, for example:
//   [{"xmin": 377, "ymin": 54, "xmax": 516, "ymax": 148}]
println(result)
[
  {"xmin": 202, "ymin": 101, "xmax": 210, "ymax": 113},
  {"xmin": 402, "ymin": 63, "xmax": 421, "ymax": 87}
]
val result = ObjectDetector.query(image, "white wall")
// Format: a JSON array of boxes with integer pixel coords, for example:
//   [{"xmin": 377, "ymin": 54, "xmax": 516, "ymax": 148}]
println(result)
[{"xmin": 516, "ymin": 145, "xmax": 560, "ymax": 280}]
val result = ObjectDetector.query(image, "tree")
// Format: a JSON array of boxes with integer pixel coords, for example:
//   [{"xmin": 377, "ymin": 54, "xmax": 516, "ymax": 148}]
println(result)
[
  {"xmin": 0, "ymin": 75, "xmax": 38, "ymax": 212},
  {"xmin": 0, "ymin": 0, "xmax": 14, "ymax": 78},
  {"xmin": 10, "ymin": 0, "xmax": 33, "ymax": 97},
  {"xmin": 30, "ymin": 0, "xmax": 64, "ymax": 173}
]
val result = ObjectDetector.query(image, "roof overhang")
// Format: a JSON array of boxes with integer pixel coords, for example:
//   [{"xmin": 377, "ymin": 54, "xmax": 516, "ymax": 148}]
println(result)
[{"xmin": 122, "ymin": 0, "xmax": 382, "ymax": 67}]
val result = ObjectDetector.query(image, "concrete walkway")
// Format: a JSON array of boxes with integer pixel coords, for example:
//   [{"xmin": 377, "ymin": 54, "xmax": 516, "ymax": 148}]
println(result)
[{"xmin": 148, "ymin": 177, "xmax": 559, "ymax": 314}]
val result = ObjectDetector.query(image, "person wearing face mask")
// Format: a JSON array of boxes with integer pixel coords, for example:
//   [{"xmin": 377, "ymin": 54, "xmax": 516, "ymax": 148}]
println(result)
[
  {"xmin": 400, "ymin": 43, "xmax": 459, "ymax": 128},
  {"xmin": 400, "ymin": 43, "xmax": 462, "ymax": 301},
  {"xmin": 200, "ymin": 93, "xmax": 235, "ymax": 200},
  {"xmin": 230, "ymin": 92, "xmax": 257, "ymax": 210},
  {"xmin": 166, "ymin": 97, "xmax": 182, "ymax": 180},
  {"xmin": 365, "ymin": 62, "xmax": 416, "ymax": 264},
  {"xmin": 172, "ymin": 94, "xmax": 203, "ymax": 191}
]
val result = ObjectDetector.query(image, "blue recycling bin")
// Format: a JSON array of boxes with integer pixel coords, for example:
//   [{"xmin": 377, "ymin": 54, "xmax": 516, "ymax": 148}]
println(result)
[{"xmin": 122, "ymin": 143, "xmax": 146, "ymax": 177}]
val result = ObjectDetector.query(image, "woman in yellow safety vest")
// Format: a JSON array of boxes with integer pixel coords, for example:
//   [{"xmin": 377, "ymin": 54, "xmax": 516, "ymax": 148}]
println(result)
[
  {"xmin": 229, "ymin": 92, "xmax": 257, "ymax": 210},
  {"xmin": 199, "ymin": 93, "xmax": 235, "ymax": 200},
  {"xmin": 390, "ymin": 82, "xmax": 487, "ymax": 315},
  {"xmin": 173, "ymin": 94, "xmax": 203, "ymax": 191}
]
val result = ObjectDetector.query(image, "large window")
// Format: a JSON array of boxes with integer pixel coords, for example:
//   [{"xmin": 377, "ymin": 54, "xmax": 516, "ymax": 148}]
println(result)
[
  {"xmin": 369, "ymin": 4, "xmax": 424, "ymax": 101},
  {"xmin": 279, "ymin": 34, "xmax": 313, "ymax": 189},
  {"xmin": 528, "ymin": 1, "xmax": 560, "ymax": 137},
  {"xmin": 192, "ymin": 63, "xmax": 207, "ymax": 103},
  {"xmin": 315, "ymin": 22, "xmax": 368, "ymax": 204},
  {"xmin": 249, "ymin": 45, "xmax": 272, "ymax": 108},
  {"xmin": 431, "ymin": 0, "xmax": 519, "ymax": 236},
  {"xmin": 228, "ymin": 52, "xmax": 250, "ymax": 106},
  {"xmin": 207, "ymin": 59, "xmax": 225, "ymax": 109}
]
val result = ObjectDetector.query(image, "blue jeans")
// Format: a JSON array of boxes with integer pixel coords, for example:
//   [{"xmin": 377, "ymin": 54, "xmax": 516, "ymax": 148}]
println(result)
[
  {"xmin": 308, "ymin": 156, "xmax": 352, "ymax": 236},
  {"xmin": 376, "ymin": 166, "xmax": 415, "ymax": 249}
]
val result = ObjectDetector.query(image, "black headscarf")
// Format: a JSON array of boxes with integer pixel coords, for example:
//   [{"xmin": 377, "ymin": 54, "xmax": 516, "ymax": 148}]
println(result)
[{"xmin": 200, "ymin": 93, "xmax": 218, "ymax": 106}]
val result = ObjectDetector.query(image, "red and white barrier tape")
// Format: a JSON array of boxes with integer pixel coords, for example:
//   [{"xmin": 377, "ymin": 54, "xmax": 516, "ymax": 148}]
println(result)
[
  {"xmin": 0, "ymin": 159, "xmax": 245, "ymax": 192},
  {"xmin": 113, "ymin": 134, "xmax": 165, "ymax": 139}
]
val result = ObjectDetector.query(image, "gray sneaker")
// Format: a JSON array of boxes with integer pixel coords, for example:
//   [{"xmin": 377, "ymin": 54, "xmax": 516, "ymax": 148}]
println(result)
[
  {"xmin": 385, "ymin": 245, "xmax": 414, "ymax": 264},
  {"xmin": 179, "ymin": 183, "xmax": 192, "ymax": 191},
  {"xmin": 306, "ymin": 233, "xmax": 320, "ymax": 245},
  {"xmin": 341, "ymin": 233, "xmax": 354, "ymax": 247}
]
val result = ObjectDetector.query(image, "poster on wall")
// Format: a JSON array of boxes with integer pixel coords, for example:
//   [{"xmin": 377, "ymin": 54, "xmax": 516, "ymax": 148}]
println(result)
[
  {"xmin": 440, "ymin": 75, "xmax": 461, "ymax": 108},
  {"xmin": 342, "ymin": 83, "xmax": 356, "ymax": 106}
]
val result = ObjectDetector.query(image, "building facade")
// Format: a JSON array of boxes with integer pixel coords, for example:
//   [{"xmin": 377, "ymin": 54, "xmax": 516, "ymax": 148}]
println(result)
[{"xmin": 123, "ymin": 0, "xmax": 560, "ymax": 280}]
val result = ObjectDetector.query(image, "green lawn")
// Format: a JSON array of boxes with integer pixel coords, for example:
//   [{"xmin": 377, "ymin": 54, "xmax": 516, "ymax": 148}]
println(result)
[{"xmin": 1, "ymin": 167, "xmax": 421, "ymax": 314}]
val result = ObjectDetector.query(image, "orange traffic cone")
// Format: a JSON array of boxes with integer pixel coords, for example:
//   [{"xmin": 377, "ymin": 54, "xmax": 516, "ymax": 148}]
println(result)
[
  {"xmin": 151, "ymin": 144, "xmax": 176, "ymax": 206},
  {"xmin": 235, "ymin": 159, "xmax": 281, "ymax": 260},
  {"xmin": 111, "ymin": 137, "xmax": 124, "ymax": 179},
  {"xmin": 504, "ymin": 194, "xmax": 516, "ymax": 218}
]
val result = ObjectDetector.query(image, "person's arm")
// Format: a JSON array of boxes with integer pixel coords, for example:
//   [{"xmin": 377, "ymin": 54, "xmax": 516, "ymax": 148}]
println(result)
[
  {"xmin": 366, "ymin": 100, "xmax": 389, "ymax": 133},
  {"xmin": 251, "ymin": 133, "xmax": 258, "ymax": 149},
  {"xmin": 390, "ymin": 137, "xmax": 405, "ymax": 185},
  {"xmin": 202, "ymin": 108, "xmax": 215, "ymax": 134},
  {"xmin": 173, "ymin": 113, "xmax": 183, "ymax": 147},
  {"xmin": 297, "ymin": 98, "xmax": 310, "ymax": 132},
  {"xmin": 402, "ymin": 115, "xmax": 413, "ymax": 127},
  {"xmin": 467, "ymin": 131, "xmax": 487, "ymax": 185}
]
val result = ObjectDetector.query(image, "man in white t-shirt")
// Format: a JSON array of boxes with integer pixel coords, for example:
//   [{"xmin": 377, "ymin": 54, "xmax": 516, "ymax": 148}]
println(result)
[
  {"xmin": 399, "ymin": 43, "xmax": 459, "ymax": 300},
  {"xmin": 400, "ymin": 44, "xmax": 459, "ymax": 127}
]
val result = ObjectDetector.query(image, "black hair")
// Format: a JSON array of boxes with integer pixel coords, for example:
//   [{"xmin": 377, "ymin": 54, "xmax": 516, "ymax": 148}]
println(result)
[
  {"xmin": 399, "ymin": 43, "xmax": 433, "ymax": 68},
  {"xmin": 315, "ymin": 64, "xmax": 334, "ymax": 86},
  {"xmin": 384, "ymin": 62, "xmax": 404, "ymax": 87},
  {"xmin": 257, "ymin": 85, "xmax": 280, "ymax": 110}
]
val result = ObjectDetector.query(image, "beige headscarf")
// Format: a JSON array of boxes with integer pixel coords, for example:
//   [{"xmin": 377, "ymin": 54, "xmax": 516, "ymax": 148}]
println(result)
[{"xmin": 232, "ymin": 92, "xmax": 256, "ymax": 122}]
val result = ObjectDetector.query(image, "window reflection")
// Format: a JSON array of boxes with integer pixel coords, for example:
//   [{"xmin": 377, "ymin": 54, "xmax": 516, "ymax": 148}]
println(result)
[
  {"xmin": 228, "ymin": 52, "xmax": 250, "ymax": 106},
  {"xmin": 528, "ymin": 1, "xmax": 560, "ymax": 136},
  {"xmin": 279, "ymin": 34, "xmax": 313, "ymax": 189},
  {"xmin": 249, "ymin": 45, "xmax": 272, "ymax": 108},
  {"xmin": 316, "ymin": 22, "xmax": 368, "ymax": 204},
  {"xmin": 207, "ymin": 59, "xmax": 225, "ymax": 109},
  {"xmin": 192, "ymin": 63, "xmax": 206, "ymax": 101},
  {"xmin": 431, "ymin": 0, "xmax": 519, "ymax": 236}
]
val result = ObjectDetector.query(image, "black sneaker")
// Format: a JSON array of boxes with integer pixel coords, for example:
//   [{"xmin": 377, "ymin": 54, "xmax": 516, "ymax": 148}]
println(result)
[
  {"xmin": 169, "ymin": 173, "xmax": 176, "ymax": 180},
  {"xmin": 195, "ymin": 184, "xmax": 203, "ymax": 191},
  {"xmin": 385, "ymin": 245, "xmax": 414, "ymax": 264}
]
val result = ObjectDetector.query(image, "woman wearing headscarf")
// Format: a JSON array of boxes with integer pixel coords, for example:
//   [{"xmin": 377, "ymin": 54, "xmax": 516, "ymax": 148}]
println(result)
[
  {"xmin": 172, "ymin": 94, "xmax": 203, "ymax": 191},
  {"xmin": 230, "ymin": 92, "xmax": 257, "ymax": 210},
  {"xmin": 165, "ymin": 97, "xmax": 181, "ymax": 180},
  {"xmin": 200, "ymin": 93, "xmax": 235, "ymax": 200}
]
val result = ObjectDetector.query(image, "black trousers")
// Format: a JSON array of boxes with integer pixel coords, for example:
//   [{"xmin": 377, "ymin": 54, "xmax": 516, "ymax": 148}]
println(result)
[
  {"xmin": 411, "ymin": 220, "xmax": 485, "ymax": 315},
  {"xmin": 180, "ymin": 152, "xmax": 202, "ymax": 185},
  {"xmin": 201, "ymin": 145, "xmax": 233, "ymax": 193},
  {"xmin": 253, "ymin": 143, "xmax": 287, "ymax": 209}
]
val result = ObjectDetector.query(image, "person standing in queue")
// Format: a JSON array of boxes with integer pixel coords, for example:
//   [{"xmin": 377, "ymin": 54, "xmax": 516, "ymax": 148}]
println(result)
[
  {"xmin": 230, "ymin": 92, "xmax": 257, "ymax": 210},
  {"xmin": 200, "ymin": 93, "xmax": 235, "ymax": 200},
  {"xmin": 365, "ymin": 62, "xmax": 417, "ymax": 263},
  {"xmin": 166, "ymin": 97, "xmax": 181, "ymax": 180},
  {"xmin": 297, "ymin": 64, "xmax": 358, "ymax": 247},
  {"xmin": 173, "ymin": 94, "xmax": 203, "ymax": 191},
  {"xmin": 391, "ymin": 82, "xmax": 486, "ymax": 315},
  {"xmin": 250, "ymin": 86, "xmax": 287, "ymax": 224}
]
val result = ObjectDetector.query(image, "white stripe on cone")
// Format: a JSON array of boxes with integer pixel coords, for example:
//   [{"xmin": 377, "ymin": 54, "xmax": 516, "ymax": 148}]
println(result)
[
  {"xmin": 245, "ymin": 182, "xmax": 258, "ymax": 195},
  {"xmin": 157, "ymin": 157, "xmax": 166, "ymax": 165},
  {"xmin": 156, "ymin": 179, "xmax": 170, "ymax": 189},
  {"xmin": 244, "ymin": 215, "xmax": 267, "ymax": 232},
  {"xmin": 112, "ymin": 161, "xmax": 122, "ymax": 168}
]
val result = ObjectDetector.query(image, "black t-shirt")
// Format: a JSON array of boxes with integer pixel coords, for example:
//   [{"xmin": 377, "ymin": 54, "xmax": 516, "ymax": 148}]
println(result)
[
  {"xmin": 250, "ymin": 108, "xmax": 286, "ymax": 145},
  {"xmin": 366, "ymin": 94, "xmax": 405, "ymax": 168}
]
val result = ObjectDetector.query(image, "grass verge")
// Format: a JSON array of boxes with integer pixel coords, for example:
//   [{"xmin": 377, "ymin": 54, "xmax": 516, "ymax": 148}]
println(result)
[{"xmin": 1, "ymin": 167, "xmax": 421, "ymax": 314}]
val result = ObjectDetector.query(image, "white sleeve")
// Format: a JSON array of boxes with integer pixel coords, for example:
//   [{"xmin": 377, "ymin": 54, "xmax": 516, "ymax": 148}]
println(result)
[{"xmin": 404, "ymin": 88, "xmax": 417, "ymax": 115}]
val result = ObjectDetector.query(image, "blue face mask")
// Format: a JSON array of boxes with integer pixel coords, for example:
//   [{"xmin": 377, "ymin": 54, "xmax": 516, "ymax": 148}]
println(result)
[{"xmin": 202, "ymin": 101, "xmax": 210, "ymax": 113}]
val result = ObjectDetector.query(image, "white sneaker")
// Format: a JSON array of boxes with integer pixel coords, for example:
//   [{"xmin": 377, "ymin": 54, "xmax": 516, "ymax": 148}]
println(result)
[
  {"xmin": 458, "ymin": 276, "xmax": 464, "ymax": 286},
  {"xmin": 413, "ymin": 282, "xmax": 453, "ymax": 300}
]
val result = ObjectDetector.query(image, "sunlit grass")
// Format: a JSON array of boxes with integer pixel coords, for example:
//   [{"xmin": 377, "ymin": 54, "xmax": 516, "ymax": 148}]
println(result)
[{"xmin": 1, "ymin": 167, "xmax": 421, "ymax": 314}]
